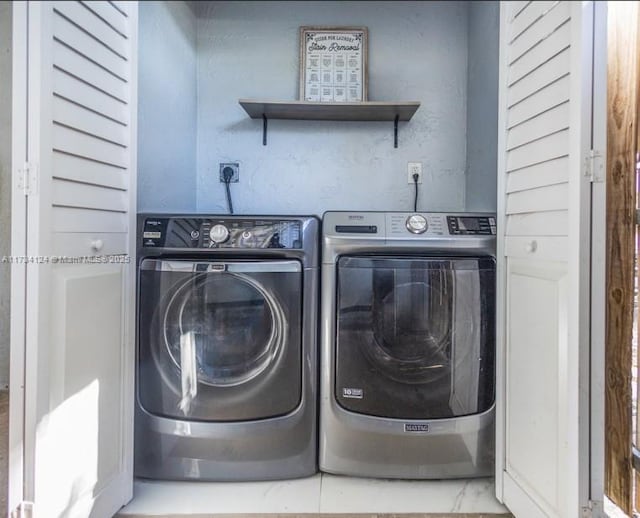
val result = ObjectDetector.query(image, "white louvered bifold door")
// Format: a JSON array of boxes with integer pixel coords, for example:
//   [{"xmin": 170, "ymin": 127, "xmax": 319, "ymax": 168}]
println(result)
[
  {"xmin": 495, "ymin": 2, "xmax": 593, "ymax": 517},
  {"xmin": 9, "ymin": 1, "xmax": 137, "ymax": 516}
]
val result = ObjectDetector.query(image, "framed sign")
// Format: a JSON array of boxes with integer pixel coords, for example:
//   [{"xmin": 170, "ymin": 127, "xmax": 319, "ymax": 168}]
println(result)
[{"xmin": 299, "ymin": 26, "xmax": 368, "ymax": 103}]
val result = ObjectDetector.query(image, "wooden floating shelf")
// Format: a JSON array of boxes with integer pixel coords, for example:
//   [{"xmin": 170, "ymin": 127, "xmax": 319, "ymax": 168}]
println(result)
[
  {"xmin": 238, "ymin": 99, "xmax": 421, "ymax": 147},
  {"xmin": 239, "ymin": 99, "xmax": 421, "ymax": 121}
]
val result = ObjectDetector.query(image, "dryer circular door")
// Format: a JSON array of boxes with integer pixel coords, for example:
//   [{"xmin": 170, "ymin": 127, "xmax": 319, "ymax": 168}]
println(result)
[
  {"xmin": 138, "ymin": 258, "xmax": 303, "ymax": 422},
  {"xmin": 335, "ymin": 255, "xmax": 495, "ymax": 420}
]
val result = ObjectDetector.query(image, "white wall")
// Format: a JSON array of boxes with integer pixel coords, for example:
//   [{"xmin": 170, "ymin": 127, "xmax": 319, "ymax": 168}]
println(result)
[
  {"xmin": 195, "ymin": 1, "xmax": 469, "ymax": 216},
  {"xmin": 0, "ymin": 1, "xmax": 12, "ymax": 388},
  {"xmin": 465, "ymin": 1, "xmax": 499, "ymax": 212},
  {"xmin": 138, "ymin": 1, "xmax": 198, "ymax": 213}
]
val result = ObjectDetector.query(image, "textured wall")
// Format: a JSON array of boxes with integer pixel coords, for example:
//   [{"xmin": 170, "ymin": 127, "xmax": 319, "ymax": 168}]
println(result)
[
  {"xmin": 0, "ymin": 1, "xmax": 12, "ymax": 388},
  {"xmin": 465, "ymin": 1, "xmax": 499, "ymax": 213},
  {"xmin": 195, "ymin": 1, "xmax": 469, "ymax": 216},
  {"xmin": 138, "ymin": 1, "xmax": 198, "ymax": 213}
]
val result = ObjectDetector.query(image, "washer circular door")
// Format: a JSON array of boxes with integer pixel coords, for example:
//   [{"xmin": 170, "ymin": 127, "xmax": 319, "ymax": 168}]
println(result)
[
  {"xmin": 335, "ymin": 255, "xmax": 495, "ymax": 420},
  {"xmin": 138, "ymin": 259, "xmax": 303, "ymax": 422}
]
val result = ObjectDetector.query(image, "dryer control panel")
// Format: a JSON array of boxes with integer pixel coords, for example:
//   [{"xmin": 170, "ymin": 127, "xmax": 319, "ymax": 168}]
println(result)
[{"xmin": 141, "ymin": 217, "xmax": 303, "ymax": 249}]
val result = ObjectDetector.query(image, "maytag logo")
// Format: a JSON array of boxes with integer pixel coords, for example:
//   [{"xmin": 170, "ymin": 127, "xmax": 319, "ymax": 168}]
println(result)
[
  {"xmin": 348, "ymin": 215, "xmax": 364, "ymax": 220},
  {"xmin": 404, "ymin": 423, "xmax": 430, "ymax": 433}
]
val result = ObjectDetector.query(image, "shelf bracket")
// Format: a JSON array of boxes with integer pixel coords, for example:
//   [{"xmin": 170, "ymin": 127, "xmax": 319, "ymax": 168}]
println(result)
[
  {"xmin": 262, "ymin": 114, "xmax": 268, "ymax": 146},
  {"xmin": 394, "ymin": 115, "xmax": 399, "ymax": 148}
]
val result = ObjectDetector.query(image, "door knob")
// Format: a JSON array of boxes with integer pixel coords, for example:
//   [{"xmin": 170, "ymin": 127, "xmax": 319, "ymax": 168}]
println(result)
[{"xmin": 525, "ymin": 240, "xmax": 537, "ymax": 253}]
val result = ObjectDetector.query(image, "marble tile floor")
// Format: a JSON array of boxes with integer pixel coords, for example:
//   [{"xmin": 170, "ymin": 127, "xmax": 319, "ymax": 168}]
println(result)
[{"xmin": 117, "ymin": 475, "xmax": 511, "ymax": 517}]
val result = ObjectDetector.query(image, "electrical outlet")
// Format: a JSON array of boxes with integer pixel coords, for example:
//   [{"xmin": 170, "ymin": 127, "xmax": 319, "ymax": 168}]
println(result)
[
  {"xmin": 408, "ymin": 162, "xmax": 423, "ymax": 183},
  {"xmin": 219, "ymin": 162, "xmax": 239, "ymax": 183}
]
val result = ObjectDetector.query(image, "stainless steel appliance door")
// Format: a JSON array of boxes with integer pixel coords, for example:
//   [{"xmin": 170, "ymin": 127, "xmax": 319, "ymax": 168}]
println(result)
[
  {"xmin": 138, "ymin": 258, "xmax": 303, "ymax": 421},
  {"xmin": 335, "ymin": 255, "xmax": 495, "ymax": 419}
]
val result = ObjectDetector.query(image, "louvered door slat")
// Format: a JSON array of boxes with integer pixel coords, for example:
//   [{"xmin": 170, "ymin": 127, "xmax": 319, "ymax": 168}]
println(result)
[
  {"xmin": 510, "ymin": 1, "xmax": 532, "ymax": 21},
  {"xmin": 53, "ymin": 1, "xmax": 129, "ymax": 60},
  {"xmin": 53, "ymin": 95, "xmax": 127, "ymax": 146},
  {"xmin": 80, "ymin": 1, "xmax": 128, "ymax": 37},
  {"xmin": 509, "ymin": 1, "xmax": 559, "ymax": 42},
  {"xmin": 109, "ymin": 1, "xmax": 130, "ymax": 17},
  {"xmin": 507, "ymin": 48, "xmax": 570, "ymax": 105},
  {"xmin": 508, "ymin": 20, "xmax": 570, "ymax": 85},
  {"xmin": 52, "ymin": 123, "xmax": 127, "ymax": 168},
  {"xmin": 507, "ymin": 101, "xmax": 569, "ymax": 150},
  {"xmin": 506, "ymin": 183, "xmax": 569, "ymax": 214},
  {"xmin": 53, "ymin": 41, "xmax": 128, "ymax": 102},
  {"xmin": 53, "ymin": 69, "xmax": 129, "ymax": 125},
  {"xmin": 506, "ymin": 156, "xmax": 569, "ymax": 193},
  {"xmin": 52, "ymin": 178, "xmax": 128, "ymax": 213},
  {"xmin": 53, "ymin": 9, "xmax": 128, "ymax": 80},
  {"xmin": 507, "ymin": 75, "xmax": 569, "ymax": 127},
  {"xmin": 52, "ymin": 151, "xmax": 127, "ymax": 190},
  {"xmin": 509, "ymin": 1, "xmax": 570, "ymax": 64},
  {"xmin": 506, "ymin": 128, "xmax": 569, "ymax": 172}
]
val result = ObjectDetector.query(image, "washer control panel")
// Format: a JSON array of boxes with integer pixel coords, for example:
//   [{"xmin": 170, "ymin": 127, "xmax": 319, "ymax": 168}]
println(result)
[
  {"xmin": 142, "ymin": 218, "xmax": 303, "ymax": 249},
  {"xmin": 387, "ymin": 213, "xmax": 447, "ymax": 237},
  {"xmin": 447, "ymin": 215, "xmax": 496, "ymax": 235},
  {"xmin": 323, "ymin": 212, "xmax": 496, "ymax": 240}
]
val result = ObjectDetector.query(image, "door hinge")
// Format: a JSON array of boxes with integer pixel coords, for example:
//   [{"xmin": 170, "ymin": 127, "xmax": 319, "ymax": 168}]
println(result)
[
  {"xmin": 10, "ymin": 501, "xmax": 34, "ymax": 518},
  {"xmin": 17, "ymin": 162, "xmax": 38, "ymax": 196},
  {"xmin": 581, "ymin": 499, "xmax": 604, "ymax": 518},
  {"xmin": 581, "ymin": 501, "xmax": 593, "ymax": 517},
  {"xmin": 584, "ymin": 149, "xmax": 604, "ymax": 183}
]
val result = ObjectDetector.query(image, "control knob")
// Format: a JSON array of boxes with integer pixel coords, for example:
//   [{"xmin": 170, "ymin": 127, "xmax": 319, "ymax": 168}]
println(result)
[
  {"xmin": 406, "ymin": 214, "xmax": 428, "ymax": 234},
  {"xmin": 209, "ymin": 224, "xmax": 229, "ymax": 243}
]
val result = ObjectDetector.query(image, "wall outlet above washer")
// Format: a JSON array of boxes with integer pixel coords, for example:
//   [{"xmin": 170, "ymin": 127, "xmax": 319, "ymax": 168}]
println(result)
[
  {"xmin": 219, "ymin": 162, "xmax": 239, "ymax": 183},
  {"xmin": 407, "ymin": 162, "xmax": 423, "ymax": 183}
]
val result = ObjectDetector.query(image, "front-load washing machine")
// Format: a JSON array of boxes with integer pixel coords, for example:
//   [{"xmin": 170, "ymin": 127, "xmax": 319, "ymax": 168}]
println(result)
[
  {"xmin": 135, "ymin": 214, "xmax": 319, "ymax": 480},
  {"xmin": 320, "ymin": 211, "xmax": 496, "ymax": 479}
]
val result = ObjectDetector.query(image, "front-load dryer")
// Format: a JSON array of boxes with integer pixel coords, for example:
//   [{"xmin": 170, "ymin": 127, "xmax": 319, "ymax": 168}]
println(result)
[
  {"xmin": 320, "ymin": 211, "xmax": 496, "ymax": 479},
  {"xmin": 135, "ymin": 214, "xmax": 319, "ymax": 480}
]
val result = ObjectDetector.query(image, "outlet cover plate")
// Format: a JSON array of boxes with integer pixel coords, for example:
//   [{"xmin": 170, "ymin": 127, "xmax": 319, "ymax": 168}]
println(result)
[
  {"xmin": 219, "ymin": 162, "xmax": 239, "ymax": 183},
  {"xmin": 407, "ymin": 162, "xmax": 423, "ymax": 184}
]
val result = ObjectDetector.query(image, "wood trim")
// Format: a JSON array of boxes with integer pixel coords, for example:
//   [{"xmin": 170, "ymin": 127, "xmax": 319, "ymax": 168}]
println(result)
[
  {"xmin": 605, "ymin": 2, "xmax": 640, "ymax": 515},
  {"xmin": 635, "ymin": 5, "xmax": 640, "ymax": 513}
]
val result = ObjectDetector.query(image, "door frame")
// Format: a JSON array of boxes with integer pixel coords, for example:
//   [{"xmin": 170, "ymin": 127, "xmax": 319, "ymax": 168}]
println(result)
[
  {"xmin": 8, "ymin": 1, "xmax": 28, "ymax": 514},
  {"xmin": 589, "ymin": 1, "xmax": 608, "ymax": 516}
]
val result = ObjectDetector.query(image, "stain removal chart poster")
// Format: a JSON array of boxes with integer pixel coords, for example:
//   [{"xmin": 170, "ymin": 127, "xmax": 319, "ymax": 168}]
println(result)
[{"xmin": 300, "ymin": 27, "xmax": 368, "ymax": 103}]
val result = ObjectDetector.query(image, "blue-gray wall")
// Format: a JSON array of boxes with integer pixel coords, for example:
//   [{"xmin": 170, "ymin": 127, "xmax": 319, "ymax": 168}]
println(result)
[
  {"xmin": 138, "ymin": 1, "xmax": 198, "ymax": 213},
  {"xmin": 195, "ymin": 1, "xmax": 469, "ymax": 215},
  {"xmin": 465, "ymin": 1, "xmax": 499, "ymax": 212},
  {"xmin": 0, "ymin": 1, "xmax": 12, "ymax": 388},
  {"xmin": 137, "ymin": 1, "xmax": 498, "ymax": 217}
]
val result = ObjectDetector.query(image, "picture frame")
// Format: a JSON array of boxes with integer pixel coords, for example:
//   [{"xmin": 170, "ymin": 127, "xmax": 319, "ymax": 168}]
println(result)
[{"xmin": 299, "ymin": 26, "xmax": 368, "ymax": 103}]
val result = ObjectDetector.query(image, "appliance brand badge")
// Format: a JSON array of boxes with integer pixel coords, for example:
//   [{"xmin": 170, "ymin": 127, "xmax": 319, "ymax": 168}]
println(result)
[
  {"xmin": 143, "ymin": 231, "xmax": 161, "ymax": 239},
  {"xmin": 342, "ymin": 388, "xmax": 363, "ymax": 399},
  {"xmin": 404, "ymin": 423, "xmax": 430, "ymax": 433},
  {"xmin": 348, "ymin": 215, "xmax": 364, "ymax": 220}
]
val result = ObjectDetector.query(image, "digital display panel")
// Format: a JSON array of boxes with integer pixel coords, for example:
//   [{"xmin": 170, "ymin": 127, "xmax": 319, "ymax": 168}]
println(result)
[{"xmin": 458, "ymin": 217, "xmax": 480, "ymax": 231}]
